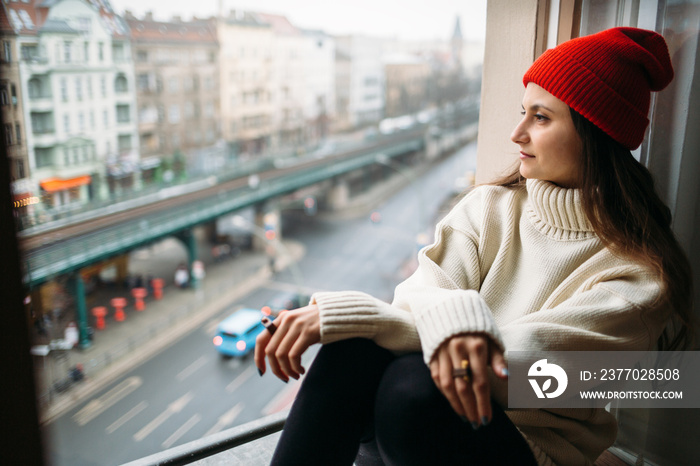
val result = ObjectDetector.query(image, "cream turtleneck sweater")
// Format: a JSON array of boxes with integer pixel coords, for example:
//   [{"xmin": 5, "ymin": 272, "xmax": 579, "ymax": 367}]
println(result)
[{"xmin": 310, "ymin": 179, "xmax": 669, "ymax": 466}]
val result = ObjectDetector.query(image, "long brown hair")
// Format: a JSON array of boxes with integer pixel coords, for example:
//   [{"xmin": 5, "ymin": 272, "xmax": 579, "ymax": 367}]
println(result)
[{"xmin": 492, "ymin": 108, "xmax": 693, "ymax": 350}]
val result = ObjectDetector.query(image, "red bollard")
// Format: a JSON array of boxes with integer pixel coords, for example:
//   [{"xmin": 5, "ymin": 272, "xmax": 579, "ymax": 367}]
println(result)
[
  {"xmin": 92, "ymin": 306, "xmax": 108, "ymax": 330},
  {"xmin": 111, "ymin": 297, "xmax": 127, "ymax": 321},
  {"xmin": 132, "ymin": 287, "xmax": 147, "ymax": 311},
  {"xmin": 151, "ymin": 278, "xmax": 164, "ymax": 300}
]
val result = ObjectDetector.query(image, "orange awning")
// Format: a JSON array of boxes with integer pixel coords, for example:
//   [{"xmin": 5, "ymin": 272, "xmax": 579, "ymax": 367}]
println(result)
[{"xmin": 40, "ymin": 175, "xmax": 91, "ymax": 193}]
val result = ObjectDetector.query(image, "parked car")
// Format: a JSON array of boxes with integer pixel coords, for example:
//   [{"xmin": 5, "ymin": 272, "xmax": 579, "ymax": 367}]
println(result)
[{"xmin": 213, "ymin": 308, "xmax": 266, "ymax": 359}]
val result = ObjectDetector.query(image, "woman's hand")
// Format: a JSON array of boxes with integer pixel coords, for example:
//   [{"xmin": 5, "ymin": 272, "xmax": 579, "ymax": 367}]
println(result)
[
  {"xmin": 254, "ymin": 305, "xmax": 321, "ymax": 382},
  {"xmin": 429, "ymin": 333, "xmax": 508, "ymax": 428}
]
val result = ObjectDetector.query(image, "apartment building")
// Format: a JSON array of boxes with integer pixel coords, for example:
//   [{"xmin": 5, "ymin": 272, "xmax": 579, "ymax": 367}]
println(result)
[
  {"xmin": 383, "ymin": 54, "xmax": 431, "ymax": 118},
  {"xmin": 4, "ymin": 0, "xmax": 138, "ymax": 208},
  {"xmin": 334, "ymin": 35, "xmax": 386, "ymax": 130},
  {"xmin": 302, "ymin": 29, "xmax": 335, "ymax": 143},
  {"xmin": 126, "ymin": 12, "xmax": 220, "ymax": 177},
  {"xmin": 217, "ymin": 10, "xmax": 275, "ymax": 158},
  {"xmin": 0, "ymin": 0, "xmax": 32, "ymax": 217}
]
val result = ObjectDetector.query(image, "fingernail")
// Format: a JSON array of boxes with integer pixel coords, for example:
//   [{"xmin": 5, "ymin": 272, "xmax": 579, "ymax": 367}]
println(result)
[
  {"xmin": 471, "ymin": 421, "xmax": 480, "ymax": 430},
  {"xmin": 258, "ymin": 368, "xmax": 263, "ymax": 376},
  {"xmin": 481, "ymin": 416, "xmax": 489, "ymax": 426},
  {"xmin": 501, "ymin": 368, "xmax": 509, "ymax": 377},
  {"xmin": 282, "ymin": 379, "xmax": 288, "ymax": 384},
  {"xmin": 300, "ymin": 367, "xmax": 306, "ymax": 375}
]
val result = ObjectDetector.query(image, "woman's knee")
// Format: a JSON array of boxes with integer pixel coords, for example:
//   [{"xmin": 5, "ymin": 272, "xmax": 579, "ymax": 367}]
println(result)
[{"xmin": 374, "ymin": 354, "xmax": 448, "ymax": 434}]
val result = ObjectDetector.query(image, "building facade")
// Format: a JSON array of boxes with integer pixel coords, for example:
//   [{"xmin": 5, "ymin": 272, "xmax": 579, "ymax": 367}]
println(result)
[
  {"xmin": 217, "ymin": 10, "xmax": 275, "ymax": 158},
  {"xmin": 14, "ymin": 0, "xmax": 138, "ymax": 208},
  {"xmin": 383, "ymin": 54, "xmax": 431, "ymax": 118},
  {"xmin": 334, "ymin": 35, "xmax": 386, "ymax": 130},
  {"xmin": 302, "ymin": 29, "xmax": 335, "ymax": 143},
  {"xmin": 0, "ymin": 0, "xmax": 33, "ymax": 216},
  {"xmin": 126, "ymin": 12, "xmax": 220, "ymax": 178}
]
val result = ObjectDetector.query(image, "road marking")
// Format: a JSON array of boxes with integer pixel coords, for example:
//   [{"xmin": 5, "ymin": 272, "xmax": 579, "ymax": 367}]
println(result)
[
  {"xmin": 177, "ymin": 356, "xmax": 208, "ymax": 381},
  {"xmin": 73, "ymin": 376, "xmax": 143, "ymax": 426},
  {"xmin": 162, "ymin": 413, "xmax": 201, "ymax": 449},
  {"xmin": 204, "ymin": 402, "xmax": 244, "ymax": 437},
  {"xmin": 106, "ymin": 400, "xmax": 148, "ymax": 434},
  {"xmin": 133, "ymin": 391, "xmax": 194, "ymax": 442},
  {"xmin": 226, "ymin": 366, "xmax": 255, "ymax": 393}
]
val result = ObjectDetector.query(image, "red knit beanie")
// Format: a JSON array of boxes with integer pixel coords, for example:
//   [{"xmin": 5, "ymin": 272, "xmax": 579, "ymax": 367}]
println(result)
[{"xmin": 523, "ymin": 27, "xmax": 674, "ymax": 150}]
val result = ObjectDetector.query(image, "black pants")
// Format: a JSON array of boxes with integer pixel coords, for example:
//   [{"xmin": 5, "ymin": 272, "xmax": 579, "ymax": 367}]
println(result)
[{"xmin": 270, "ymin": 339, "xmax": 538, "ymax": 466}]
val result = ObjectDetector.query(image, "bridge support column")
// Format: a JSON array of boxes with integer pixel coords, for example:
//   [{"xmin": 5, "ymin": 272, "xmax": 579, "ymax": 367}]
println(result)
[
  {"xmin": 328, "ymin": 179, "xmax": 350, "ymax": 210},
  {"xmin": 175, "ymin": 229, "xmax": 200, "ymax": 289},
  {"xmin": 253, "ymin": 205, "xmax": 281, "ymax": 251},
  {"xmin": 67, "ymin": 274, "xmax": 91, "ymax": 350}
]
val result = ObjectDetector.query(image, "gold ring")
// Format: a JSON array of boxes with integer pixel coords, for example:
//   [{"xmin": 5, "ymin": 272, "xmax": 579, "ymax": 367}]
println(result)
[{"xmin": 452, "ymin": 359, "xmax": 471, "ymax": 382}]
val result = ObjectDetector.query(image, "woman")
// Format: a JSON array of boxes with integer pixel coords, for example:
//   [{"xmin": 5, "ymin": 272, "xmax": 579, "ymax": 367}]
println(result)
[{"xmin": 255, "ymin": 27, "xmax": 693, "ymax": 465}]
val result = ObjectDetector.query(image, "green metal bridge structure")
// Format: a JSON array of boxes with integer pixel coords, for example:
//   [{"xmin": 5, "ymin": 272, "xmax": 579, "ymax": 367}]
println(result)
[{"xmin": 19, "ymin": 109, "xmax": 478, "ymax": 348}]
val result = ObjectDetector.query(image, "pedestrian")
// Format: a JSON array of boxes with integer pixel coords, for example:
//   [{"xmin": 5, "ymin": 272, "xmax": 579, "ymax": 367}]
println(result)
[
  {"xmin": 254, "ymin": 28, "xmax": 693, "ymax": 465},
  {"xmin": 174, "ymin": 263, "xmax": 189, "ymax": 289}
]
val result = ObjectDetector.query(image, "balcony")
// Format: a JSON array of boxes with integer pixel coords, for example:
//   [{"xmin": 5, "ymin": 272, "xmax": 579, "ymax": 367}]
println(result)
[
  {"xmin": 21, "ymin": 56, "xmax": 50, "ymax": 73},
  {"xmin": 27, "ymin": 96, "xmax": 53, "ymax": 112},
  {"xmin": 121, "ymin": 411, "xmax": 286, "ymax": 466},
  {"xmin": 32, "ymin": 129, "xmax": 57, "ymax": 146}
]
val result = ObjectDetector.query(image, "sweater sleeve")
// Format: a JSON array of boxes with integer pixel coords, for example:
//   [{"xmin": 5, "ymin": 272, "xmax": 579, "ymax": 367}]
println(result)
[{"xmin": 312, "ymin": 188, "xmax": 502, "ymax": 360}]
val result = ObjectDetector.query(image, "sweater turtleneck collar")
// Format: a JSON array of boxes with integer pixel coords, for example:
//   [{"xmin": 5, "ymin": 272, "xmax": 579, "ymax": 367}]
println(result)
[{"xmin": 525, "ymin": 179, "xmax": 595, "ymax": 240}]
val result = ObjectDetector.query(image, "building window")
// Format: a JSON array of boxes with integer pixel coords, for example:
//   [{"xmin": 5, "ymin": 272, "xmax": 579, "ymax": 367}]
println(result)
[
  {"xmin": 136, "ymin": 50, "xmax": 148, "ymax": 62},
  {"xmin": 11, "ymin": 84, "xmax": 17, "ymax": 105},
  {"xmin": 61, "ymin": 78, "xmax": 68, "ymax": 102},
  {"xmin": 168, "ymin": 104, "xmax": 180, "ymax": 123},
  {"xmin": 118, "ymin": 134, "xmax": 132, "ymax": 152},
  {"xmin": 63, "ymin": 41, "xmax": 72, "ymax": 63},
  {"xmin": 3, "ymin": 41, "xmax": 11, "ymax": 62},
  {"xmin": 15, "ymin": 123, "xmax": 21, "ymax": 144},
  {"xmin": 83, "ymin": 41, "xmax": 89, "ymax": 62},
  {"xmin": 98, "ymin": 42, "xmax": 104, "ymax": 61},
  {"xmin": 75, "ymin": 77, "xmax": 82, "ymax": 101},
  {"xmin": 35, "ymin": 148, "xmax": 53, "ymax": 168},
  {"xmin": 4, "ymin": 124, "xmax": 13, "ymax": 145},
  {"xmin": 0, "ymin": 86, "xmax": 8, "ymax": 105},
  {"xmin": 103, "ymin": 109, "xmax": 109, "ymax": 128},
  {"xmin": 21, "ymin": 44, "xmax": 38, "ymax": 61},
  {"xmin": 168, "ymin": 77, "xmax": 179, "ymax": 93},
  {"xmin": 101, "ymin": 76, "xmax": 107, "ymax": 97},
  {"xmin": 63, "ymin": 114, "xmax": 70, "ymax": 133},
  {"xmin": 78, "ymin": 112, "xmax": 85, "ymax": 131},
  {"xmin": 114, "ymin": 75, "xmax": 128, "ymax": 93},
  {"xmin": 16, "ymin": 159, "xmax": 25, "ymax": 179},
  {"xmin": 89, "ymin": 111, "xmax": 95, "ymax": 130},
  {"xmin": 116, "ymin": 104, "xmax": 130, "ymax": 123},
  {"xmin": 87, "ymin": 77, "xmax": 92, "ymax": 99}
]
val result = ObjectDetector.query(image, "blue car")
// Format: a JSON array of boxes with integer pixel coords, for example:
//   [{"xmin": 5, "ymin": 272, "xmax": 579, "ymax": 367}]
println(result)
[{"xmin": 213, "ymin": 308, "xmax": 267, "ymax": 358}]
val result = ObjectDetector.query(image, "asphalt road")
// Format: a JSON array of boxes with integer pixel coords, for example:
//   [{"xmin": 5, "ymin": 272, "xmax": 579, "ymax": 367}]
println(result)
[{"xmin": 45, "ymin": 141, "xmax": 477, "ymax": 466}]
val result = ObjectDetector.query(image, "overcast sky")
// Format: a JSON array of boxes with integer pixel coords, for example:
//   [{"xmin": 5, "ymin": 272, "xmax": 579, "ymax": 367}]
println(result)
[{"xmin": 108, "ymin": 0, "xmax": 487, "ymax": 42}]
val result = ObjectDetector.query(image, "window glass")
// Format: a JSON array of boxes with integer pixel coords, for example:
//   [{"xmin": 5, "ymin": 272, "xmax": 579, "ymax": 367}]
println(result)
[{"xmin": 11, "ymin": 2, "xmax": 487, "ymax": 464}]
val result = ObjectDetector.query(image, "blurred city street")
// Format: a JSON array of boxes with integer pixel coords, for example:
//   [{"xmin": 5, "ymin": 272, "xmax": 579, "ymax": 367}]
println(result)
[{"xmin": 40, "ymin": 140, "xmax": 475, "ymax": 466}]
